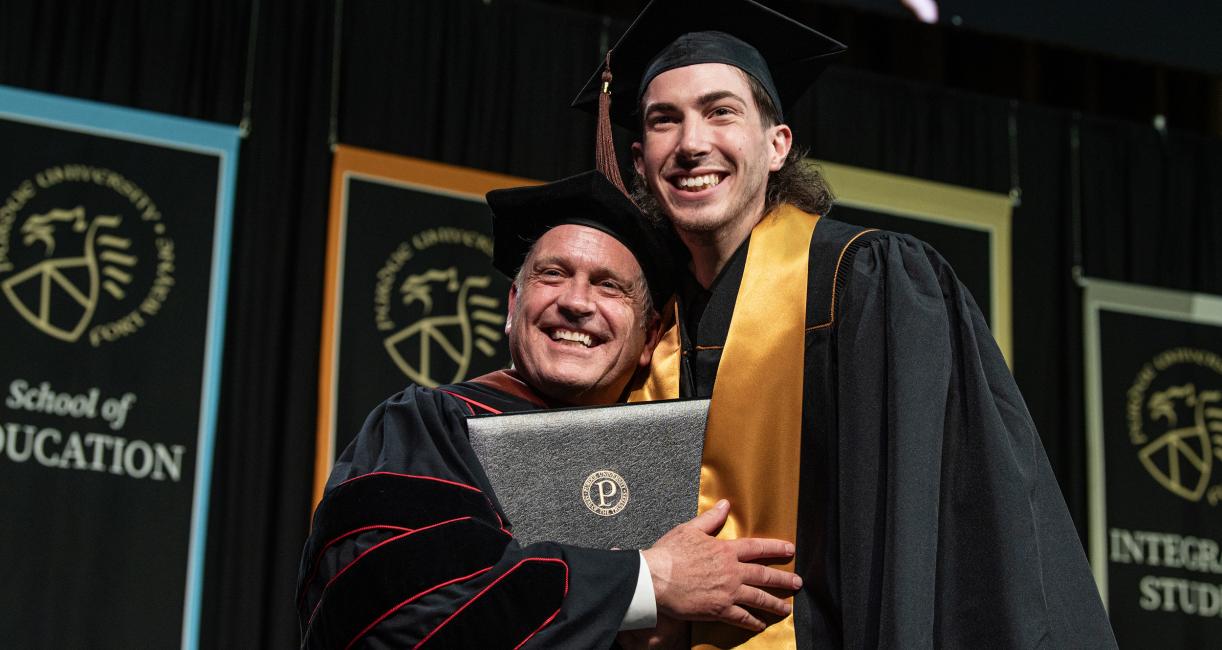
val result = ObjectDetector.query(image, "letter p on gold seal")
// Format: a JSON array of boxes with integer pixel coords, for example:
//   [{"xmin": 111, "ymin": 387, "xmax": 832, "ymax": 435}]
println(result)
[{"xmin": 582, "ymin": 469, "xmax": 629, "ymax": 516}]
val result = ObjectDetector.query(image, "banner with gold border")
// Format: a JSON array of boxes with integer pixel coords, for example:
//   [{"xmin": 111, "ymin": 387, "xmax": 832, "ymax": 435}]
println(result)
[
  {"xmin": 817, "ymin": 160, "xmax": 1014, "ymax": 362},
  {"xmin": 314, "ymin": 146, "xmax": 535, "ymax": 501},
  {"xmin": 1084, "ymin": 278, "xmax": 1222, "ymax": 645},
  {"xmin": 0, "ymin": 86, "xmax": 238, "ymax": 648}
]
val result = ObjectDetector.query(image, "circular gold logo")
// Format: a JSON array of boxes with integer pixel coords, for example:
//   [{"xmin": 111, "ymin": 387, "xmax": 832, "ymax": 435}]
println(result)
[
  {"xmin": 1126, "ymin": 347, "xmax": 1222, "ymax": 505},
  {"xmin": 372, "ymin": 228, "xmax": 507, "ymax": 387},
  {"xmin": 0, "ymin": 165, "xmax": 174, "ymax": 347},
  {"xmin": 582, "ymin": 469, "xmax": 629, "ymax": 517}
]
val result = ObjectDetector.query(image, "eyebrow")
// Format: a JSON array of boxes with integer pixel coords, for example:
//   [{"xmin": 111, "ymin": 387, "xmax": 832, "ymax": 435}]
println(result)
[
  {"xmin": 642, "ymin": 89, "xmax": 748, "ymax": 117},
  {"xmin": 642, "ymin": 101, "xmax": 679, "ymax": 116},
  {"xmin": 529, "ymin": 255, "xmax": 639, "ymax": 285},
  {"xmin": 696, "ymin": 90, "xmax": 747, "ymax": 107},
  {"xmin": 528, "ymin": 254, "xmax": 566, "ymax": 269}
]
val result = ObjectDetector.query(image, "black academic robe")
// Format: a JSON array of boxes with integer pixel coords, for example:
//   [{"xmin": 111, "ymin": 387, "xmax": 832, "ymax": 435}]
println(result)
[
  {"xmin": 680, "ymin": 215, "xmax": 1117, "ymax": 648},
  {"xmin": 296, "ymin": 371, "xmax": 639, "ymax": 649}
]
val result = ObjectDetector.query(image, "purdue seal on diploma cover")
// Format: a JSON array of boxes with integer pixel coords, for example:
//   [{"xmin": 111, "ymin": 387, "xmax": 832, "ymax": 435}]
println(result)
[
  {"xmin": 583, "ymin": 469, "xmax": 630, "ymax": 517},
  {"xmin": 468, "ymin": 398, "xmax": 707, "ymax": 548}
]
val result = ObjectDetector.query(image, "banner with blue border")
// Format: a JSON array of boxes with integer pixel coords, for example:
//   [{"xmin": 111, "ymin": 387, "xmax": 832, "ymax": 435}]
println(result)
[{"xmin": 0, "ymin": 85, "xmax": 237, "ymax": 649}]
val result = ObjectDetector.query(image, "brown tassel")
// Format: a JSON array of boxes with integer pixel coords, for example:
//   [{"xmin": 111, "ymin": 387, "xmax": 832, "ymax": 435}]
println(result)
[{"xmin": 596, "ymin": 51, "xmax": 632, "ymax": 199}]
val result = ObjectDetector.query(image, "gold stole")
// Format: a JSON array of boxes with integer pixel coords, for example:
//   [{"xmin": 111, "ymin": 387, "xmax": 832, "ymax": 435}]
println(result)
[{"xmin": 630, "ymin": 205, "xmax": 819, "ymax": 649}]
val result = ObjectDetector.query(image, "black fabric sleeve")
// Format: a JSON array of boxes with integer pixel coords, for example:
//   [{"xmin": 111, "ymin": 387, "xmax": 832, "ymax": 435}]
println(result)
[
  {"xmin": 831, "ymin": 234, "xmax": 1117, "ymax": 648},
  {"xmin": 296, "ymin": 386, "xmax": 639, "ymax": 649}
]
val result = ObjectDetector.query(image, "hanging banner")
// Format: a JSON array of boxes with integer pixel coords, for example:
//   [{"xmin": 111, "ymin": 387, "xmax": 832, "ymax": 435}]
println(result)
[
  {"xmin": 818, "ymin": 161, "xmax": 1013, "ymax": 361},
  {"xmin": 315, "ymin": 146, "xmax": 532, "ymax": 500},
  {"xmin": 0, "ymin": 86, "xmax": 238, "ymax": 649},
  {"xmin": 1084, "ymin": 278, "xmax": 1222, "ymax": 646}
]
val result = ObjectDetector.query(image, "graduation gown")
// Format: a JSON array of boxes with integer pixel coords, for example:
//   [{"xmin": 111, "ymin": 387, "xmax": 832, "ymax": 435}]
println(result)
[
  {"xmin": 679, "ymin": 214, "xmax": 1117, "ymax": 648},
  {"xmin": 296, "ymin": 370, "xmax": 639, "ymax": 649}
]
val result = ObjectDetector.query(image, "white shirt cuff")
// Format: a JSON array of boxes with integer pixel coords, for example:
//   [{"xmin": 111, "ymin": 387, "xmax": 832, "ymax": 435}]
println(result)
[{"xmin": 619, "ymin": 551, "xmax": 658, "ymax": 630}]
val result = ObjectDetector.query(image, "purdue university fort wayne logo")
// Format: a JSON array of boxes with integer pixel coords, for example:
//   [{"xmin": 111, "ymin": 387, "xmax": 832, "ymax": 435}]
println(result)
[
  {"xmin": 1127, "ymin": 348, "xmax": 1222, "ymax": 506},
  {"xmin": 583, "ymin": 469, "xmax": 630, "ymax": 517},
  {"xmin": 373, "ymin": 227, "xmax": 505, "ymax": 387},
  {"xmin": 0, "ymin": 165, "xmax": 175, "ymax": 347}
]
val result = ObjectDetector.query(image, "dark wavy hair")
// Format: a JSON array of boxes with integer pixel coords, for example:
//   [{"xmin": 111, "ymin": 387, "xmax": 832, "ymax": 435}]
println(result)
[{"xmin": 631, "ymin": 69, "xmax": 835, "ymax": 220}]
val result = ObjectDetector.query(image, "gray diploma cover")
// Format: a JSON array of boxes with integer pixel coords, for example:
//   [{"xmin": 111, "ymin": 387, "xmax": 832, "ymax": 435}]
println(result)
[{"xmin": 467, "ymin": 399, "xmax": 708, "ymax": 549}]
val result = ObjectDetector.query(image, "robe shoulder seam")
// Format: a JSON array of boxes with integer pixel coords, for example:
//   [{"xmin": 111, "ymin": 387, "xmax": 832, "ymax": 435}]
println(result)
[{"xmin": 805, "ymin": 228, "xmax": 879, "ymax": 331}]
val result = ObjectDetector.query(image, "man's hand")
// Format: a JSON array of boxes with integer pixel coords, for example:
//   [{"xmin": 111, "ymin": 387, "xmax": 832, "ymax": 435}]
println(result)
[{"xmin": 641, "ymin": 499, "xmax": 801, "ymax": 632}]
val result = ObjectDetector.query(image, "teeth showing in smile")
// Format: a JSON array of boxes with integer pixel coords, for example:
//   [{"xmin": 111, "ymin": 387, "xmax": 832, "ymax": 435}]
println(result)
[
  {"xmin": 676, "ymin": 174, "xmax": 721, "ymax": 192},
  {"xmin": 551, "ymin": 329, "xmax": 593, "ymax": 347}
]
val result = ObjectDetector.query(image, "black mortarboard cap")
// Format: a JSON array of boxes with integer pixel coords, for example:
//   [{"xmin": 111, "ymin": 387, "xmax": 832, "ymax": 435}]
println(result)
[
  {"xmin": 486, "ymin": 170, "xmax": 681, "ymax": 308},
  {"xmin": 571, "ymin": 0, "xmax": 846, "ymax": 130}
]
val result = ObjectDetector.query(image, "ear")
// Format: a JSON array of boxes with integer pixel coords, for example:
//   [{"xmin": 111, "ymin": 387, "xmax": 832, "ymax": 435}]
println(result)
[
  {"xmin": 767, "ymin": 124, "xmax": 793, "ymax": 172},
  {"xmin": 504, "ymin": 284, "xmax": 518, "ymax": 336},
  {"xmin": 637, "ymin": 311, "xmax": 664, "ymax": 368},
  {"xmin": 631, "ymin": 141, "xmax": 645, "ymax": 178}
]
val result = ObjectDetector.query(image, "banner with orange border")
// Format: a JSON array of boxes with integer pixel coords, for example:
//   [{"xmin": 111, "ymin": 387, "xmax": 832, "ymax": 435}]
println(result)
[{"xmin": 314, "ymin": 145, "xmax": 536, "ymax": 502}]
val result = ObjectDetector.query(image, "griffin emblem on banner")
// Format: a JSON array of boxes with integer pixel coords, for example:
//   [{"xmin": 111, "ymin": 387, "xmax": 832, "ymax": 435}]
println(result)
[
  {"xmin": 382, "ymin": 266, "xmax": 504, "ymax": 387},
  {"xmin": 2, "ymin": 207, "xmax": 132, "ymax": 342},
  {"xmin": 372, "ymin": 227, "xmax": 507, "ymax": 388},
  {"xmin": 0, "ymin": 166, "xmax": 175, "ymax": 347},
  {"xmin": 1128, "ymin": 348, "xmax": 1222, "ymax": 505}
]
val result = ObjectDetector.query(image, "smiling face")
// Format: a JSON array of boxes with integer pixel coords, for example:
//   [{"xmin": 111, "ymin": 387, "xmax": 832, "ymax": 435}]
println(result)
[
  {"xmin": 505, "ymin": 224, "xmax": 660, "ymax": 406},
  {"xmin": 632, "ymin": 63, "xmax": 792, "ymax": 246}
]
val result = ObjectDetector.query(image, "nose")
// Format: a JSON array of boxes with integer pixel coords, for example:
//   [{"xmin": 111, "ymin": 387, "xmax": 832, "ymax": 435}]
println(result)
[
  {"xmin": 677, "ymin": 117, "xmax": 712, "ymax": 160},
  {"xmin": 556, "ymin": 279, "xmax": 595, "ymax": 318}
]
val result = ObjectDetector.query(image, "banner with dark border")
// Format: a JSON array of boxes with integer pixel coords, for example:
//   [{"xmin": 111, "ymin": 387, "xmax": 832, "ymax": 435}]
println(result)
[
  {"xmin": 314, "ymin": 146, "xmax": 534, "ymax": 501},
  {"xmin": 1084, "ymin": 278, "xmax": 1222, "ymax": 646},
  {"xmin": 0, "ymin": 86, "xmax": 238, "ymax": 648}
]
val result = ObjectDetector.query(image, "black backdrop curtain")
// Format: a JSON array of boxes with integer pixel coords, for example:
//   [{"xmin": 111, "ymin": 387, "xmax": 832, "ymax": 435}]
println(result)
[{"xmin": 1, "ymin": 0, "xmax": 1219, "ymax": 646}]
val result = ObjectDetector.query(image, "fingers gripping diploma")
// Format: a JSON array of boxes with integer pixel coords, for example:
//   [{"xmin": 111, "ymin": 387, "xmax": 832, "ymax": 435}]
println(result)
[{"xmin": 640, "ymin": 499, "xmax": 802, "ymax": 632}]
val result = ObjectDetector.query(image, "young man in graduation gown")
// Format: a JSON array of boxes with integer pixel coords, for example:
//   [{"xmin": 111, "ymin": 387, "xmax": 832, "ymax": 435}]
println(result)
[
  {"xmin": 297, "ymin": 170, "xmax": 803, "ymax": 649},
  {"xmin": 575, "ymin": 0, "xmax": 1118, "ymax": 647}
]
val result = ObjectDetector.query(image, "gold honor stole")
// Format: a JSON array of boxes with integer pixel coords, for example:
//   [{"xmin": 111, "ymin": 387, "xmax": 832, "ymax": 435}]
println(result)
[{"xmin": 630, "ymin": 205, "xmax": 819, "ymax": 649}]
